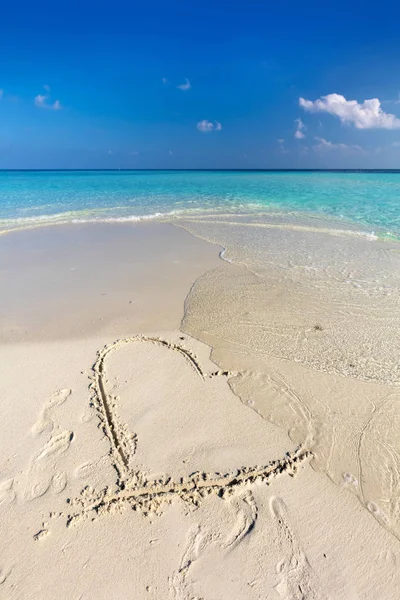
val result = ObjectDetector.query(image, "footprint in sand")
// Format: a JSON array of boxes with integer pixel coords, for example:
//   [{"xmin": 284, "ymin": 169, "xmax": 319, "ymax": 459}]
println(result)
[
  {"xmin": 0, "ymin": 479, "xmax": 16, "ymax": 507},
  {"xmin": 223, "ymin": 490, "xmax": 258, "ymax": 550},
  {"xmin": 52, "ymin": 471, "xmax": 68, "ymax": 494},
  {"xmin": 168, "ymin": 492, "xmax": 259, "ymax": 599},
  {"xmin": 24, "ymin": 431, "xmax": 73, "ymax": 501},
  {"xmin": 169, "ymin": 525, "xmax": 206, "ymax": 600},
  {"xmin": 270, "ymin": 496, "xmax": 327, "ymax": 600},
  {"xmin": 31, "ymin": 388, "xmax": 71, "ymax": 436},
  {"xmin": 24, "ymin": 389, "xmax": 73, "ymax": 501}
]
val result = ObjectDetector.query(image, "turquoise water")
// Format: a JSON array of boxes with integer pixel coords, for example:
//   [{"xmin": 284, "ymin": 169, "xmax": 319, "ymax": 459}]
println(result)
[{"xmin": 1, "ymin": 170, "xmax": 400, "ymax": 237}]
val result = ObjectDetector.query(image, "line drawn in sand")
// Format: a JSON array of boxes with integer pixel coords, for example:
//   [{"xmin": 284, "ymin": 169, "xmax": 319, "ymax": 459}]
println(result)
[{"xmin": 65, "ymin": 334, "xmax": 311, "ymax": 526}]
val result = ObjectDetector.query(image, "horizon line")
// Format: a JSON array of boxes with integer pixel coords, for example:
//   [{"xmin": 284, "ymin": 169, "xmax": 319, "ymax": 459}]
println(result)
[{"xmin": 2, "ymin": 168, "xmax": 400, "ymax": 173}]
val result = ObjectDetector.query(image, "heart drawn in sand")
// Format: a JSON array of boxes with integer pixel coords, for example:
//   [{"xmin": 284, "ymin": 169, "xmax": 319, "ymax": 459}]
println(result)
[{"xmin": 66, "ymin": 334, "xmax": 310, "ymax": 526}]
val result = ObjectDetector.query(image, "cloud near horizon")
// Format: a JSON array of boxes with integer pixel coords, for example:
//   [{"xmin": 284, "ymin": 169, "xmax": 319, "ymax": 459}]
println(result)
[
  {"xmin": 177, "ymin": 78, "xmax": 191, "ymax": 91},
  {"xmin": 313, "ymin": 136, "xmax": 363, "ymax": 153},
  {"xmin": 34, "ymin": 94, "xmax": 61, "ymax": 110},
  {"xmin": 197, "ymin": 120, "xmax": 222, "ymax": 132},
  {"xmin": 294, "ymin": 117, "xmax": 306, "ymax": 139},
  {"xmin": 300, "ymin": 93, "xmax": 400, "ymax": 129}
]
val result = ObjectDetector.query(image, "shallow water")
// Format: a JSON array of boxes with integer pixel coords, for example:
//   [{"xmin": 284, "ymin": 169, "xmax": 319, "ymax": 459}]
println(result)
[
  {"xmin": 180, "ymin": 212, "xmax": 400, "ymax": 540},
  {"xmin": 1, "ymin": 170, "xmax": 400, "ymax": 237}
]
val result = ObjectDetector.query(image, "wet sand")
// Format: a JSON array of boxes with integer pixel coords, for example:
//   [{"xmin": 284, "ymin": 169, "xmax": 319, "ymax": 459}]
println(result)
[
  {"xmin": 1, "ymin": 220, "xmax": 400, "ymax": 599},
  {"xmin": 0, "ymin": 222, "xmax": 221, "ymax": 342}
]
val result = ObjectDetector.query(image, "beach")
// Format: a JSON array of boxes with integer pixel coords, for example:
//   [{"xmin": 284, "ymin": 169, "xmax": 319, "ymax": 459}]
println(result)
[
  {"xmin": 1, "ymin": 205, "xmax": 400, "ymax": 598},
  {"xmin": 3, "ymin": 0, "xmax": 400, "ymax": 589}
]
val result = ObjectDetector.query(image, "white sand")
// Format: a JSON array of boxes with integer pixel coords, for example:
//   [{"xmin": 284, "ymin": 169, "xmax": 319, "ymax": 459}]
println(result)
[{"xmin": 1, "ymin": 222, "xmax": 399, "ymax": 599}]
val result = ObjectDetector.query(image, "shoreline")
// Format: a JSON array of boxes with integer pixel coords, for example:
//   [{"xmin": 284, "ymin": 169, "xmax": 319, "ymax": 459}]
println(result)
[
  {"xmin": 1, "ymin": 207, "xmax": 398, "ymax": 242},
  {"xmin": 1, "ymin": 219, "xmax": 400, "ymax": 597},
  {"xmin": 0, "ymin": 221, "xmax": 222, "ymax": 344}
]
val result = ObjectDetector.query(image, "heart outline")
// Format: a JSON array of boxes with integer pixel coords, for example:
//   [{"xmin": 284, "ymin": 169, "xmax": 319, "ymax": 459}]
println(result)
[{"xmin": 67, "ymin": 335, "xmax": 311, "ymax": 526}]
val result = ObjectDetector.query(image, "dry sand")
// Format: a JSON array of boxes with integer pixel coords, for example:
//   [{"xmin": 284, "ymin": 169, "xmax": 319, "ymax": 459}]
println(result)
[{"xmin": 1, "ymin": 221, "xmax": 400, "ymax": 599}]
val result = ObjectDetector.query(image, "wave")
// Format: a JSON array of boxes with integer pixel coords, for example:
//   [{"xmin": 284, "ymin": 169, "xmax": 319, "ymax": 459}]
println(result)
[
  {"xmin": 0, "ymin": 208, "xmax": 197, "ymax": 235},
  {"xmin": 0, "ymin": 206, "xmax": 397, "ymax": 243},
  {"xmin": 177, "ymin": 217, "xmax": 381, "ymax": 241},
  {"xmin": 0, "ymin": 205, "xmax": 283, "ymax": 234}
]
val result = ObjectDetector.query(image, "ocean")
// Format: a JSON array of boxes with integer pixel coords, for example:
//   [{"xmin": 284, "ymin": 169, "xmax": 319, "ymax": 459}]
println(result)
[{"xmin": 1, "ymin": 170, "xmax": 400, "ymax": 238}]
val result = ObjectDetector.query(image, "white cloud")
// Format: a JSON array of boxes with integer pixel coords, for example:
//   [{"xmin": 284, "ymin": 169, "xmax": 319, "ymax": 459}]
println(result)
[
  {"xmin": 168, "ymin": 150, "xmax": 173, "ymax": 155},
  {"xmin": 162, "ymin": 77, "xmax": 168, "ymax": 84},
  {"xmin": 34, "ymin": 94, "xmax": 62, "ymax": 110},
  {"xmin": 294, "ymin": 117, "xmax": 306, "ymax": 139},
  {"xmin": 44, "ymin": 84, "xmax": 51, "ymax": 92},
  {"xmin": 277, "ymin": 138, "xmax": 285, "ymax": 144},
  {"xmin": 312, "ymin": 136, "xmax": 363, "ymax": 153},
  {"xmin": 34, "ymin": 95, "xmax": 47, "ymax": 108},
  {"xmin": 300, "ymin": 93, "xmax": 400, "ymax": 129},
  {"xmin": 197, "ymin": 119, "xmax": 222, "ymax": 133},
  {"xmin": 177, "ymin": 78, "xmax": 191, "ymax": 91},
  {"xmin": 0, "ymin": 89, "xmax": 3, "ymax": 100}
]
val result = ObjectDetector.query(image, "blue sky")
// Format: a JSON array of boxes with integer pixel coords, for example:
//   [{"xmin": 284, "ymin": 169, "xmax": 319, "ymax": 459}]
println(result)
[{"xmin": 2, "ymin": 0, "xmax": 400, "ymax": 168}]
